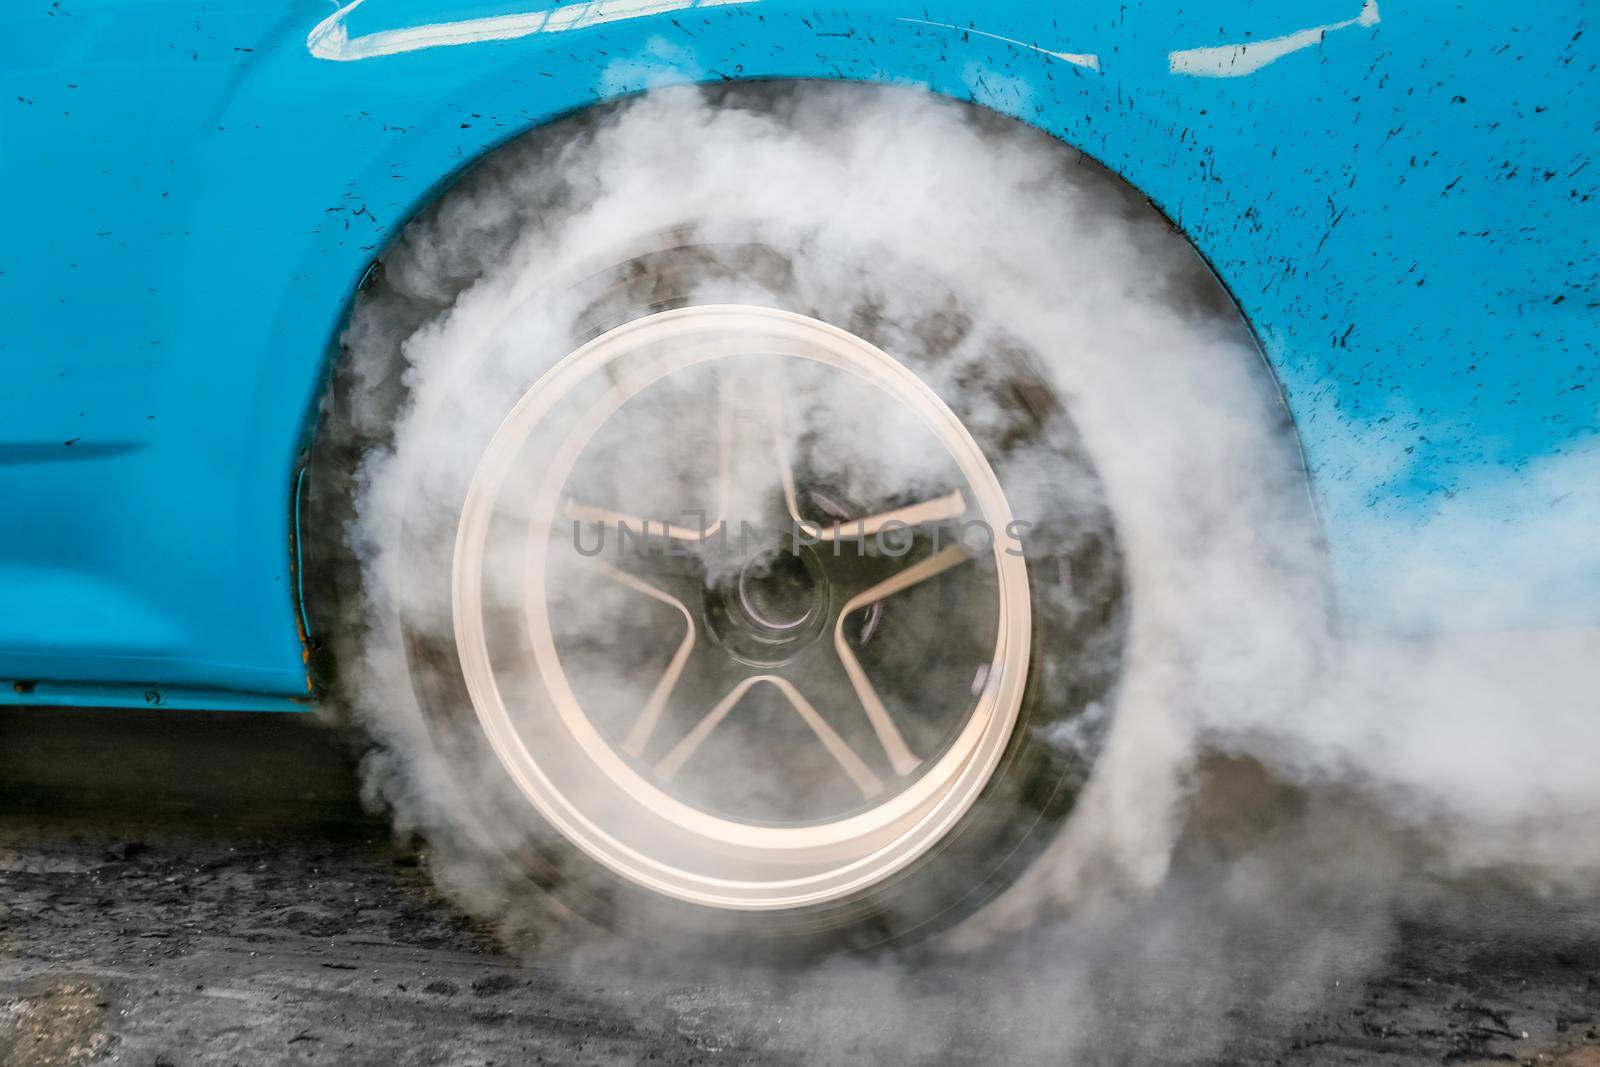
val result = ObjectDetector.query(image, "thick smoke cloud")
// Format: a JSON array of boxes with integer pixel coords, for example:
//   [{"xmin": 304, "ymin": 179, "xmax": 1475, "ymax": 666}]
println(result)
[{"xmin": 324, "ymin": 79, "xmax": 1600, "ymax": 1059}]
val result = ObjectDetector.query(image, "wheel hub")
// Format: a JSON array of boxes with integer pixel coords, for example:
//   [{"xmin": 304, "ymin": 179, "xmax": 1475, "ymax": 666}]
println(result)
[{"xmin": 707, "ymin": 540, "xmax": 829, "ymax": 667}]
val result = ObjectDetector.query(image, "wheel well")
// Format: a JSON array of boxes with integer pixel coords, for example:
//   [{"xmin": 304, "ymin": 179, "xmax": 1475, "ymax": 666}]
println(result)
[{"xmin": 294, "ymin": 79, "xmax": 1323, "ymax": 702}]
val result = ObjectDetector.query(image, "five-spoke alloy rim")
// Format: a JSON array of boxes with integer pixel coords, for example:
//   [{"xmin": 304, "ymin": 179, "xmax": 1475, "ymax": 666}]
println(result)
[{"xmin": 453, "ymin": 306, "xmax": 1032, "ymax": 910}]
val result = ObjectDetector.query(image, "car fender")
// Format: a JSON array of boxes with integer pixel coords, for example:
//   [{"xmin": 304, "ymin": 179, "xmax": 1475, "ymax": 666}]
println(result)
[{"xmin": 2, "ymin": 0, "xmax": 1594, "ymax": 704}]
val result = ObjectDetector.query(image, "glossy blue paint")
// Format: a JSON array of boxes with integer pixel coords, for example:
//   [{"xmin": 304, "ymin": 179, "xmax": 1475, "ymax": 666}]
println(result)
[{"xmin": 2, "ymin": 1, "xmax": 1595, "ymax": 709}]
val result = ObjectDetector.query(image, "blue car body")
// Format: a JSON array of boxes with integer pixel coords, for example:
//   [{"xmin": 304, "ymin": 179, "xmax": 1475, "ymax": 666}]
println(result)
[{"xmin": 2, "ymin": 0, "xmax": 1595, "ymax": 712}]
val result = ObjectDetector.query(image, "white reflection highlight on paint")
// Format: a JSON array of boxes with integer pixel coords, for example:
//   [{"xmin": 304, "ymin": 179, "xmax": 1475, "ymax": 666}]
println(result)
[
  {"xmin": 898, "ymin": 17, "xmax": 1100, "ymax": 71},
  {"xmin": 1169, "ymin": 0, "xmax": 1379, "ymax": 78},
  {"xmin": 307, "ymin": 0, "xmax": 754, "ymax": 62}
]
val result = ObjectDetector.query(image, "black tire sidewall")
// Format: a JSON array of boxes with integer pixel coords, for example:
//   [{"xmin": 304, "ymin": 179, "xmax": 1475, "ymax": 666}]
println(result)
[{"xmin": 394, "ymin": 235, "xmax": 1127, "ymax": 952}]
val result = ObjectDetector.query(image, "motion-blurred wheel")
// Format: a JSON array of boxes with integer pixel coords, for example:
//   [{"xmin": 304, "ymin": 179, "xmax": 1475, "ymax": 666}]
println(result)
[{"xmin": 308, "ymin": 83, "xmax": 1315, "ymax": 951}]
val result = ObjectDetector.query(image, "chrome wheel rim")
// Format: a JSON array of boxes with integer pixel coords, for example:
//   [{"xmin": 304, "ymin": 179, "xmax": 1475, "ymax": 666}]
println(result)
[{"xmin": 453, "ymin": 306, "xmax": 1032, "ymax": 910}]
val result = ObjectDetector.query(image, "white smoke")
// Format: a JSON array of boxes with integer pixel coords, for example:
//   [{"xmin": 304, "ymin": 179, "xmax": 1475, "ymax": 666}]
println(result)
[{"xmin": 325, "ymin": 79, "xmax": 1600, "ymax": 1058}]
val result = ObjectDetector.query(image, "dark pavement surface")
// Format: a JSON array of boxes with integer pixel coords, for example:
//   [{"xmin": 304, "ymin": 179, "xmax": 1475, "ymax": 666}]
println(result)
[{"xmin": 1, "ymin": 706, "xmax": 1597, "ymax": 1066}]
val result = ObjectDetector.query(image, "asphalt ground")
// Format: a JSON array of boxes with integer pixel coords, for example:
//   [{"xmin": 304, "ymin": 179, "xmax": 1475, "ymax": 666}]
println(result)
[{"xmin": 1, "ymin": 705, "xmax": 1597, "ymax": 1066}]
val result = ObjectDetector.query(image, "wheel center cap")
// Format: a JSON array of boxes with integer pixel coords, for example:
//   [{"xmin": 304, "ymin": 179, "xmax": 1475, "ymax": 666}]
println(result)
[
  {"xmin": 706, "ymin": 541, "xmax": 829, "ymax": 666},
  {"xmin": 737, "ymin": 550, "xmax": 818, "ymax": 631}
]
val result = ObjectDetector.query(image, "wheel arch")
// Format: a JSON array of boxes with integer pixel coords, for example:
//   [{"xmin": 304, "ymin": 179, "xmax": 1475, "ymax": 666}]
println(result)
[
  {"xmin": 271, "ymin": 17, "xmax": 1326, "ymax": 668},
  {"xmin": 288, "ymin": 74, "xmax": 1322, "ymax": 702}
]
